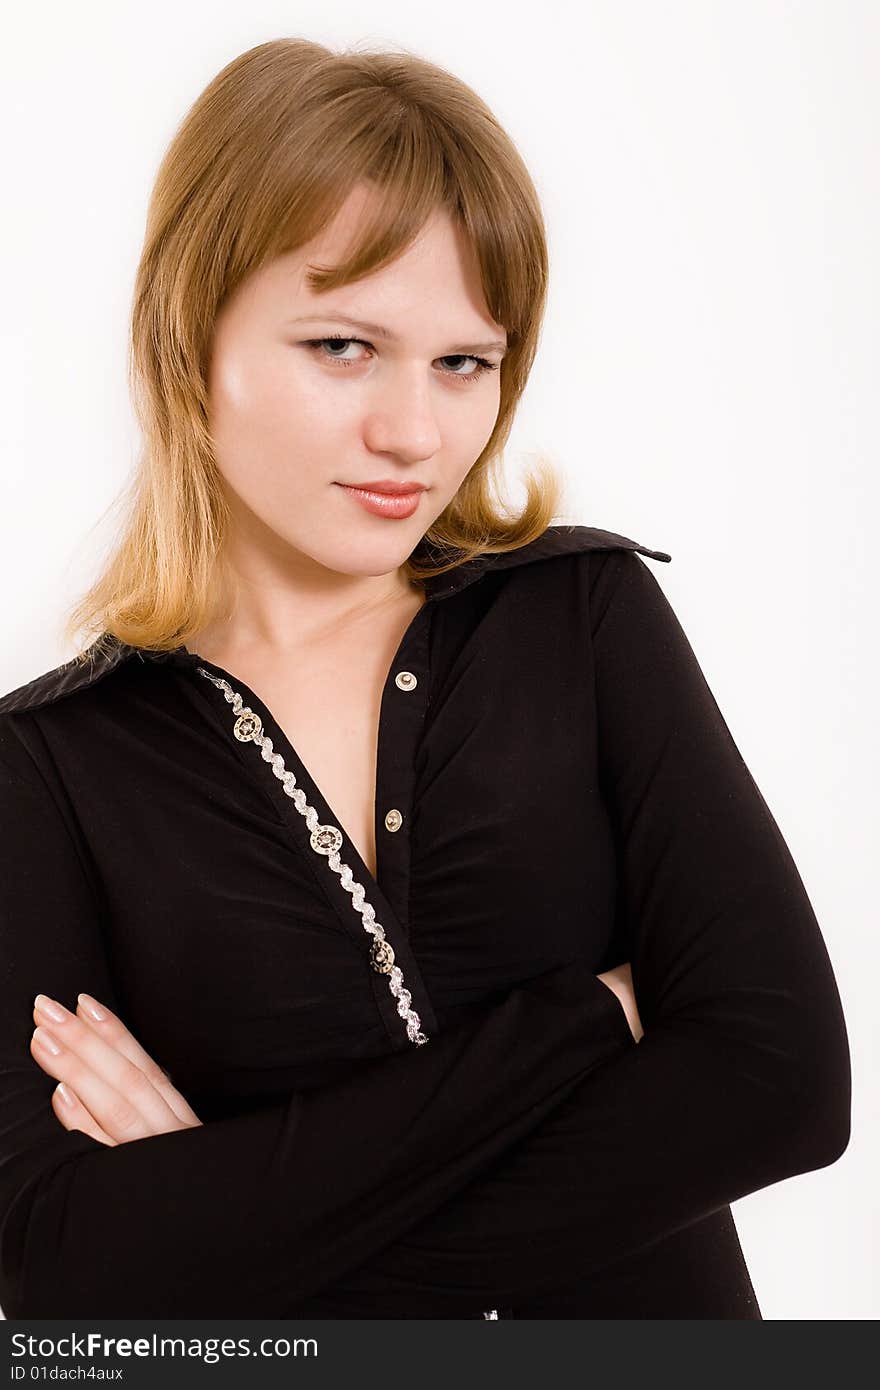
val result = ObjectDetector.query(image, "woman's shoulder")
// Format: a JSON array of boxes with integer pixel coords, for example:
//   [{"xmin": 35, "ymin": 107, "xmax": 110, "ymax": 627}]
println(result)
[
  {"xmin": 0, "ymin": 634, "xmax": 135, "ymax": 719},
  {"xmin": 422, "ymin": 522, "xmax": 671, "ymax": 601},
  {"xmin": 0, "ymin": 525, "xmax": 671, "ymax": 717},
  {"xmin": 488, "ymin": 523, "xmax": 671, "ymax": 576}
]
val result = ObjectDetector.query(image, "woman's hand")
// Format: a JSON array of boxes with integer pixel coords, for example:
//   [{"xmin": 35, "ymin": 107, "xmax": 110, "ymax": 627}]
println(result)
[
  {"xmin": 30, "ymin": 992, "xmax": 202, "ymax": 1145},
  {"xmin": 596, "ymin": 962, "xmax": 644, "ymax": 1043}
]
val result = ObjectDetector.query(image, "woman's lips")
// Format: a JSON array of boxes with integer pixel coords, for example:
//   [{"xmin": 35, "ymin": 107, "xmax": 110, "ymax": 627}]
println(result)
[{"xmin": 335, "ymin": 483, "xmax": 424, "ymax": 520}]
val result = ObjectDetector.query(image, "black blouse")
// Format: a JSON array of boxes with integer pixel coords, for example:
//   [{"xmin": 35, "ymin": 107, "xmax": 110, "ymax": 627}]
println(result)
[{"xmin": 0, "ymin": 524, "xmax": 851, "ymax": 1319}]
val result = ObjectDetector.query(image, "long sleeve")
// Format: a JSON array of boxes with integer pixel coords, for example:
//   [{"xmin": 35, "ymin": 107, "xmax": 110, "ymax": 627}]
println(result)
[
  {"xmin": 0, "ymin": 713, "xmax": 635, "ymax": 1319},
  {"xmin": 308, "ymin": 548, "xmax": 852, "ymax": 1313}
]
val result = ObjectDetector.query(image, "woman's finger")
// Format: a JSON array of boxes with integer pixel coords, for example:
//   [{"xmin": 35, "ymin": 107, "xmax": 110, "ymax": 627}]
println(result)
[
  {"xmin": 50, "ymin": 1081, "xmax": 117, "ymax": 1147},
  {"xmin": 30, "ymin": 998, "xmax": 190, "ymax": 1143},
  {"xmin": 30, "ymin": 1025, "xmax": 173, "ymax": 1142},
  {"xmin": 74, "ymin": 993, "xmax": 201, "ymax": 1126}
]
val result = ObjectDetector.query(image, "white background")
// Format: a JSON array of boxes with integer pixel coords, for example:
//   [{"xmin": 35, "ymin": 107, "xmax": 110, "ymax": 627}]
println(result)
[{"xmin": 0, "ymin": 0, "xmax": 876, "ymax": 1320}]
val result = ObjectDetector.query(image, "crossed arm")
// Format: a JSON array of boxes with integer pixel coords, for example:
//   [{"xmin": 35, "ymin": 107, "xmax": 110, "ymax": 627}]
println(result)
[{"xmin": 26, "ymin": 970, "xmax": 644, "ymax": 1149}]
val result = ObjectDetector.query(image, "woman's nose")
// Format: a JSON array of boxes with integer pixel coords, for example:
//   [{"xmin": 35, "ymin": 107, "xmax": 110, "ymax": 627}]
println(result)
[{"xmin": 362, "ymin": 370, "xmax": 443, "ymax": 461}]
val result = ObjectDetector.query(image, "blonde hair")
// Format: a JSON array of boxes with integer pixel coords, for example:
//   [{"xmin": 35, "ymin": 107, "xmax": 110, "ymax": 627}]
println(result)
[{"xmin": 64, "ymin": 37, "xmax": 565, "ymax": 663}]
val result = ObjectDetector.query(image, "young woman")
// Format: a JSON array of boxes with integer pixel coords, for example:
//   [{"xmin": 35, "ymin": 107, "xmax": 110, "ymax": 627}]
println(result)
[{"xmin": 0, "ymin": 38, "xmax": 850, "ymax": 1319}]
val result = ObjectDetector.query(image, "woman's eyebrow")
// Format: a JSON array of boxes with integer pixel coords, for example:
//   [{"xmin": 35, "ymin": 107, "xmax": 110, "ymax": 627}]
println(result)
[{"xmin": 286, "ymin": 313, "xmax": 508, "ymax": 354}]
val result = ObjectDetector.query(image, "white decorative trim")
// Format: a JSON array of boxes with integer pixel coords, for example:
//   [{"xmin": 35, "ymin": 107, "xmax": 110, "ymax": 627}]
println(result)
[
  {"xmin": 483, "ymin": 1309, "xmax": 499, "ymax": 1319},
  {"xmin": 196, "ymin": 667, "xmax": 428, "ymax": 1046}
]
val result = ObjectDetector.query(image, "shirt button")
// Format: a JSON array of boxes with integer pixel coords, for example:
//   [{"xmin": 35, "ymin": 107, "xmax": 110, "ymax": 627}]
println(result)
[
  {"xmin": 394, "ymin": 670, "xmax": 418, "ymax": 691},
  {"xmin": 370, "ymin": 938, "xmax": 396, "ymax": 973},
  {"xmin": 384, "ymin": 808, "xmax": 403, "ymax": 832},
  {"xmin": 233, "ymin": 710, "xmax": 262, "ymax": 741}
]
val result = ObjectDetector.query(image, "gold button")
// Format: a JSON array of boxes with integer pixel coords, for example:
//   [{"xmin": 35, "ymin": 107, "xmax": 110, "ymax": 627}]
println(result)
[
  {"xmin": 394, "ymin": 670, "xmax": 417, "ymax": 691},
  {"xmin": 384, "ymin": 808, "xmax": 403, "ymax": 832},
  {"xmin": 310, "ymin": 824, "xmax": 343, "ymax": 856},
  {"xmin": 233, "ymin": 709, "xmax": 262, "ymax": 741},
  {"xmin": 370, "ymin": 937, "xmax": 396, "ymax": 973}
]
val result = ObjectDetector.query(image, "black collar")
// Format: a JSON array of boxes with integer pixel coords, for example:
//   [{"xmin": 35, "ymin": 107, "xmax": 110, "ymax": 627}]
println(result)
[{"xmin": 0, "ymin": 524, "xmax": 670, "ymax": 716}]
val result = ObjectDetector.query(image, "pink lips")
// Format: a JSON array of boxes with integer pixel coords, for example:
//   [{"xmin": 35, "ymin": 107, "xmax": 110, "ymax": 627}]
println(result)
[
  {"xmin": 343, "ymin": 479, "xmax": 427, "ymax": 495},
  {"xmin": 335, "ymin": 481, "xmax": 426, "ymax": 520}
]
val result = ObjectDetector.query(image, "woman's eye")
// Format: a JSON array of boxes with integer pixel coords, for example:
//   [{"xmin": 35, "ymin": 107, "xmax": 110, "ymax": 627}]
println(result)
[
  {"xmin": 303, "ymin": 336, "xmax": 500, "ymax": 384},
  {"xmin": 307, "ymin": 336, "xmax": 368, "ymax": 365},
  {"xmin": 439, "ymin": 354, "xmax": 497, "ymax": 380}
]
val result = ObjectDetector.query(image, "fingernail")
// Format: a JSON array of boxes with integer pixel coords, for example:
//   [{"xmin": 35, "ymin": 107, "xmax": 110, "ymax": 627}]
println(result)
[
  {"xmin": 78, "ymin": 993, "xmax": 106, "ymax": 1021},
  {"xmin": 33, "ymin": 1026, "xmax": 62, "ymax": 1056},
  {"xmin": 34, "ymin": 994, "xmax": 66, "ymax": 1024},
  {"xmin": 56, "ymin": 1082, "xmax": 75, "ymax": 1107}
]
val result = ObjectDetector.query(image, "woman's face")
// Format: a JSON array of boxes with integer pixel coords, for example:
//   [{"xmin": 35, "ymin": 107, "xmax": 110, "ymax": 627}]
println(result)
[{"xmin": 206, "ymin": 185, "xmax": 507, "ymax": 586}]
